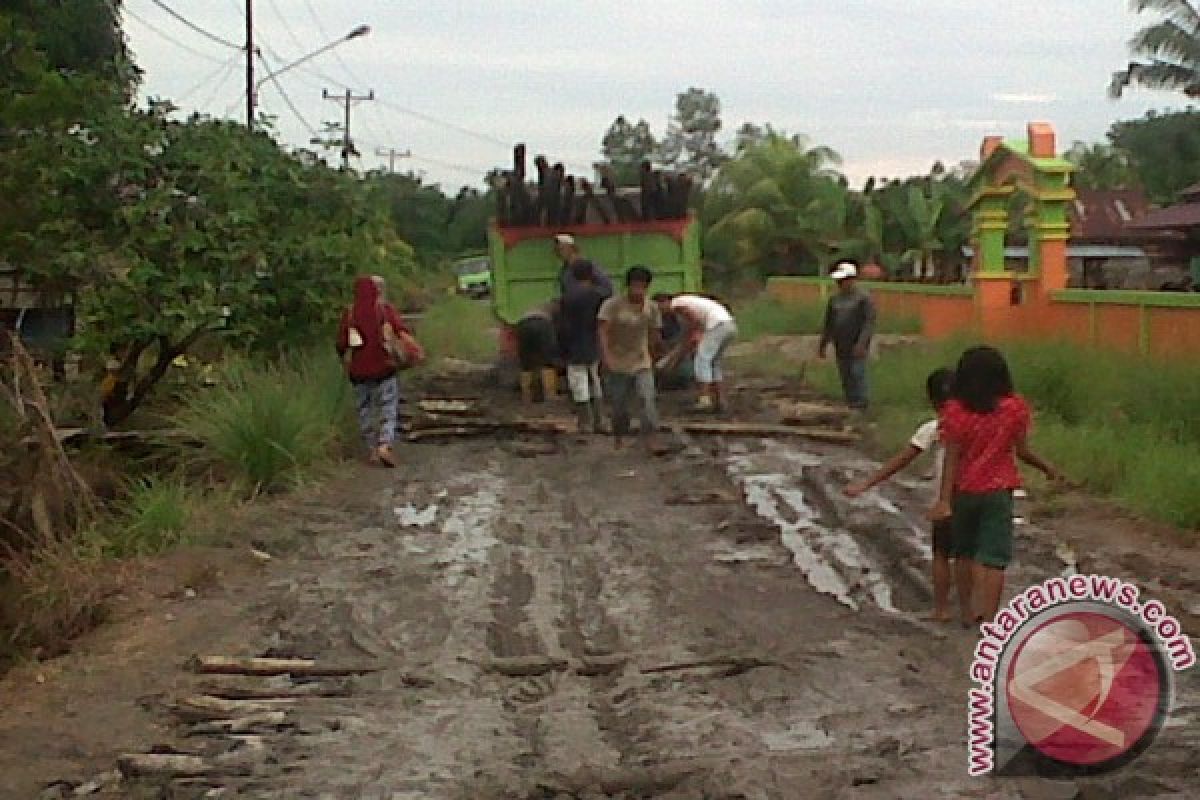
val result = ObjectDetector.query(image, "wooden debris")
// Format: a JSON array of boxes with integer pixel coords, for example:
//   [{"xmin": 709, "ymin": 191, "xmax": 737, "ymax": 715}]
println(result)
[
  {"xmin": 189, "ymin": 655, "xmax": 382, "ymax": 677},
  {"xmin": 511, "ymin": 440, "xmax": 558, "ymax": 458},
  {"xmin": 117, "ymin": 753, "xmax": 214, "ymax": 779},
  {"xmin": 485, "ymin": 655, "xmax": 569, "ymax": 677},
  {"xmin": 189, "ymin": 712, "xmax": 290, "ymax": 735},
  {"xmin": 406, "ymin": 425, "xmax": 493, "ymax": 442},
  {"xmin": 171, "ymin": 694, "xmax": 294, "ymax": 722},
  {"xmin": 777, "ymin": 401, "xmax": 852, "ymax": 427},
  {"xmin": 417, "ymin": 399, "xmax": 481, "ymax": 416},
  {"xmin": 640, "ymin": 656, "xmax": 783, "ymax": 677},
  {"xmin": 680, "ymin": 422, "xmax": 859, "ymax": 444},
  {"xmin": 197, "ymin": 683, "xmax": 351, "ymax": 701},
  {"xmin": 665, "ymin": 488, "xmax": 737, "ymax": 506},
  {"xmin": 575, "ymin": 654, "xmax": 630, "ymax": 677}
]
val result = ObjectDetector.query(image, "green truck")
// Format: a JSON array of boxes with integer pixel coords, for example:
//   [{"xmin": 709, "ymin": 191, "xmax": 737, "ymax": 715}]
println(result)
[
  {"xmin": 453, "ymin": 256, "xmax": 492, "ymax": 297},
  {"xmin": 487, "ymin": 215, "xmax": 703, "ymax": 326}
]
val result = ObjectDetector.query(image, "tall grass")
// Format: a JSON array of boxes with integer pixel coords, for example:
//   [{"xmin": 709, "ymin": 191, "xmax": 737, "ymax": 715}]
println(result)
[
  {"xmin": 96, "ymin": 476, "xmax": 195, "ymax": 557},
  {"xmin": 174, "ymin": 354, "xmax": 354, "ymax": 492},
  {"xmin": 804, "ymin": 337, "xmax": 1200, "ymax": 530},
  {"xmin": 415, "ymin": 294, "xmax": 497, "ymax": 363},
  {"xmin": 733, "ymin": 295, "xmax": 921, "ymax": 342}
]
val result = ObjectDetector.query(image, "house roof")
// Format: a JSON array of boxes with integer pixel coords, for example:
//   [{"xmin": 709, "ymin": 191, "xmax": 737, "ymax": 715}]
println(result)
[
  {"xmin": 1069, "ymin": 189, "xmax": 1151, "ymax": 239},
  {"xmin": 1127, "ymin": 202, "xmax": 1200, "ymax": 231}
]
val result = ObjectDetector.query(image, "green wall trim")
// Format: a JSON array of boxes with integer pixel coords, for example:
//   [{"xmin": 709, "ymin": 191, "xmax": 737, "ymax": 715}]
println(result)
[
  {"xmin": 1052, "ymin": 289, "xmax": 1200, "ymax": 309},
  {"xmin": 769, "ymin": 277, "xmax": 974, "ymax": 297}
]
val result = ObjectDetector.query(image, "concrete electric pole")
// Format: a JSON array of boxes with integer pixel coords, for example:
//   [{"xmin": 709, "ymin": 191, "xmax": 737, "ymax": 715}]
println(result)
[
  {"xmin": 375, "ymin": 147, "xmax": 412, "ymax": 173},
  {"xmin": 323, "ymin": 88, "xmax": 375, "ymax": 169}
]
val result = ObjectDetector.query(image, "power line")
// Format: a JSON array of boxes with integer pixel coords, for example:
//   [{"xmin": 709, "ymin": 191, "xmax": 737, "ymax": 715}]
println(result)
[
  {"xmin": 177, "ymin": 54, "xmax": 242, "ymax": 105},
  {"xmin": 199, "ymin": 59, "xmax": 240, "ymax": 111},
  {"xmin": 149, "ymin": 0, "xmax": 242, "ymax": 51},
  {"xmin": 373, "ymin": 97, "xmax": 510, "ymax": 149},
  {"xmin": 302, "ymin": 0, "xmax": 370, "ymax": 88},
  {"xmin": 266, "ymin": 0, "xmax": 309, "ymax": 54},
  {"xmin": 122, "ymin": 5, "xmax": 228, "ymax": 65},
  {"xmin": 256, "ymin": 52, "xmax": 318, "ymax": 137}
]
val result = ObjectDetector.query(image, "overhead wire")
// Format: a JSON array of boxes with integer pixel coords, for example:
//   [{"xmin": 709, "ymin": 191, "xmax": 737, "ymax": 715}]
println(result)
[
  {"xmin": 176, "ymin": 54, "xmax": 242, "ymax": 105},
  {"xmin": 148, "ymin": 0, "xmax": 243, "ymax": 51},
  {"xmin": 198, "ymin": 59, "xmax": 240, "ymax": 112},
  {"xmin": 121, "ymin": 4, "xmax": 228, "ymax": 65},
  {"xmin": 256, "ymin": 52, "xmax": 319, "ymax": 138}
]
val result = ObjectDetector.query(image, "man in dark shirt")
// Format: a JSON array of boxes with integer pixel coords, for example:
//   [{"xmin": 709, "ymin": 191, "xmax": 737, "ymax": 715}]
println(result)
[
  {"xmin": 554, "ymin": 233, "xmax": 614, "ymax": 297},
  {"xmin": 560, "ymin": 260, "xmax": 607, "ymax": 432},
  {"xmin": 818, "ymin": 261, "xmax": 876, "ymax": 410}
]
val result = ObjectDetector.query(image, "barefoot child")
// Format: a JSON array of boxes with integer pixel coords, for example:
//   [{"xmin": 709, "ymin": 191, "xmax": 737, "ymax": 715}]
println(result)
[
  {"xmin": 930, "ymin": 346, "xmax": 1064, "ymax": 628},
  {"xmin": 845, "ymin": 368, "xmax": 956, "ymax": 621}
]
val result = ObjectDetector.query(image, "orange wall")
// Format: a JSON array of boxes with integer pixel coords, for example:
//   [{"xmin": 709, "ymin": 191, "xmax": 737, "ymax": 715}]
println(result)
[{"xmin": 766, "ymin": 278, "xmax": 1200, "ymax": 358}]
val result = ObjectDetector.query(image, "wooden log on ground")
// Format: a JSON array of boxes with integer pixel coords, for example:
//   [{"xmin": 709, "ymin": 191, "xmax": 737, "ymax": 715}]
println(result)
[
  {"xmin": 189, "ymin": 655, "xmax": 381, "ymax": 677},
  {"xmin": 171, "ymin": 694, "xmax": 294, "ymax": 722},
  {"xmin": 189, "ymin": 712, "xmax": 290, "ymax": 735},
  {"xmin": 679, "ymin": 422, "xmax": 859, "ymax": 444},
  {"xmin": 197, "ymin": 683, "xmax": 352, "ymax": 700},
  {"xmin": 417, "ymin": 399, "xmax": 481, "ymax": 416},
  {"xmin": 485, "ymin": 655, "xmax": 569, "ymax": 677},
  {"xmin": 117, "ymin": 753, "xmax": 215, "ymax": 780},
  {"xmin": 777, "ymin": 401, "xmax": 853, "ymax": 427}
]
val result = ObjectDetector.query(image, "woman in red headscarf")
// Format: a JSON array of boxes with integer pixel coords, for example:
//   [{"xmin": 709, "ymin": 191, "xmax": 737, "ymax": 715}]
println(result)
[{"xmin": 336, "ymin": 275, "xmax": 423, "ymax": 466}]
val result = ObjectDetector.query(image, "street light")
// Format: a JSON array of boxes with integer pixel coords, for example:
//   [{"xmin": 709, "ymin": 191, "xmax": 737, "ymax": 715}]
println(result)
[{"xmin": 254, "ymin": 24, "xmax": 371, "ymax": 92}]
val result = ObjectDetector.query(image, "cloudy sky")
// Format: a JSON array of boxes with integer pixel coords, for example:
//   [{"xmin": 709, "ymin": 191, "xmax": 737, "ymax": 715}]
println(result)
[{"xmin": 124, "ymin": 1, "xmax": 1181, "ymax": 189}]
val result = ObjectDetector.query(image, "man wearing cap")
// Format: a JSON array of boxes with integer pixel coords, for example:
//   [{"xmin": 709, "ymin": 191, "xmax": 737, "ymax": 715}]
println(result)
[
  {"xmin": 819, "ymin": 261, "xmax": 876, "ymax": 411},
  {"xmin": 554, "ymin": 234, "xmax": 613, "ymax": 297}
]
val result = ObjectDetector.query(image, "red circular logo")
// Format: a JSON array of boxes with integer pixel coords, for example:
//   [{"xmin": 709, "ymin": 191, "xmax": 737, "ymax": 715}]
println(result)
[{"xmin": 1006, "ymin": 611, "xmax": 1165, "ymax": 767}]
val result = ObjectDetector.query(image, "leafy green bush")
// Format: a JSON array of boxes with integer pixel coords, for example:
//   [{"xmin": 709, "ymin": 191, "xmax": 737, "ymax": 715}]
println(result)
[{"xmin": 175, "ymin": 354, "xmax": 352, "ymax": 492}]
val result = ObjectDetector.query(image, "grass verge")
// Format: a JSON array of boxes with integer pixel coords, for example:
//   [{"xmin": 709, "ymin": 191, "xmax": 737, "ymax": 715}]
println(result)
[
  {"xmin": 795, "ymin": 337, "xmax": 1200, "ymax": 531},
  {"xmin": 415, "ymin": 294, "xmax": 498, "ymax": 363},
  {"xmin": 733, "ymin": 294, "xmax": 921, "ymax": 341},
  {"xmin": 173, "ymin": 354, "xmax": 354, "ymax": 493}
]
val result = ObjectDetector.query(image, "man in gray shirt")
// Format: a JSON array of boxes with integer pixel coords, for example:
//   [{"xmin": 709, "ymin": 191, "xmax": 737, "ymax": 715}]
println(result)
[{"xmin": 818, "ymin": 261, "xmax": 876, "ymax": 410}]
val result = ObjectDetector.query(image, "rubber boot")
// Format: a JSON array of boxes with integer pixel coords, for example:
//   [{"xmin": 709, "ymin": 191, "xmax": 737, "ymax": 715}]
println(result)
[
  {"xmin": 540, "ymin": 367, "xmax": 559, "ymax": 400},
  {"xmin": 519, "ymin": 371, "xmax": 535, "ymax": 404},
  {"xmin": 574, "ymin": 402, "xmax": 594, "ymax": 434},
  {"xmin": 589, "ymin": 399, "xmax": 607, "ymax": 434}
]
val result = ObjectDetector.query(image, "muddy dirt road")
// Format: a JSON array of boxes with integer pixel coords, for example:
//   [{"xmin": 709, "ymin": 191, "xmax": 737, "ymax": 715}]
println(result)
[{"xmin": 3, "ymin": 386, "xmax": 1199, "ymax": 799}]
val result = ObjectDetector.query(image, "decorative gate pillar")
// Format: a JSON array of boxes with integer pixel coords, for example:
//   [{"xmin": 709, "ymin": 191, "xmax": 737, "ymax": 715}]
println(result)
[{"xmin": 966, "ymin": 123, "xmax": 1076, "ymax": 336}]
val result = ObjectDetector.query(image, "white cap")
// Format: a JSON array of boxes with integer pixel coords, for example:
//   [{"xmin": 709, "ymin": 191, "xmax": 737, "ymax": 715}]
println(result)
[
  {"xmin": 830, "ymin": 262, "xmax": 858, "ymax": 281},
  {"xmin": 554, "ymin": 233, "xmax": 575, "ymax": 246}
]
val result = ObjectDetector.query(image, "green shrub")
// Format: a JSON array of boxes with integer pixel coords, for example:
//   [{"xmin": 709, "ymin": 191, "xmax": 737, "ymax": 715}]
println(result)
[
  {"xmin": 175, "ymin": 355, "xmax": 352, "ymax": 492},
  {"xmin": 101, "ymin": 476, "xmax": 194, "ymax": 557}
]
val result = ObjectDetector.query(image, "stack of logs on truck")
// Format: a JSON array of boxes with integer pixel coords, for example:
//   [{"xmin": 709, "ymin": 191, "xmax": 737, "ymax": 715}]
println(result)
[{"xmin": 495, "ymin": 144, "xmax": 691, "ymax": 227}]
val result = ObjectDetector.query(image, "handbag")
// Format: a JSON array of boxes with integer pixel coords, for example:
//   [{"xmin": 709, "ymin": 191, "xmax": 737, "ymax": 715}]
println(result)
[{"xmin": 383, "ymin": 322, "xmax": 424, "ymax": 370}]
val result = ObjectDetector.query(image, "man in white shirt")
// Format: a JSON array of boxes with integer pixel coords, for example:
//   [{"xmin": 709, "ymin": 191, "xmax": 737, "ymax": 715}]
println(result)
[{"xmin": 655, "ymin": 293, "xmax": 737, "ymax": 413}]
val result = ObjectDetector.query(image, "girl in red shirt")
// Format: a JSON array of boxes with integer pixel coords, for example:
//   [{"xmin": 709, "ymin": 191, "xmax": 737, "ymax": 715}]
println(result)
[{"xmin": 930, "ymin": 346, "xmax": 1063, "ymax": 627}]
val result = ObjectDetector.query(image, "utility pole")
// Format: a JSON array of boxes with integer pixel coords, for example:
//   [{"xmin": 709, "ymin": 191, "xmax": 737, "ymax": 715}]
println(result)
[
  {"xmin": 323, "ymin": 88, "xmax": 375, "ymax": 169},
  {"xmin": 375, "ymin": 147, "xmax": 412, "ymax": 173},
  {"xmin": 245, "ymin": 0, "xmax": 255, "ymax": 128}
]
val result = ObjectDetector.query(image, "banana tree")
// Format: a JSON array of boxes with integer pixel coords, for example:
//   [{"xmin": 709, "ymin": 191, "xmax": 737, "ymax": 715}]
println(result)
[{"xmin": 899, "ymin": 186, "xmax": 945, "ymax": 280}]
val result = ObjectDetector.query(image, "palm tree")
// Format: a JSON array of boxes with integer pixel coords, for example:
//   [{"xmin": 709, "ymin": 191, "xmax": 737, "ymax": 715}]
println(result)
[
  {"xmin": 1110, "ymin": 1, "xmax": 1200, "ymax": 98},
  {"xmin": 703, "ymin": 132, "xmax": 845, "ymax": 277}
]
